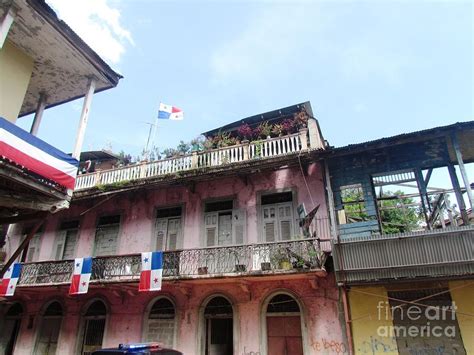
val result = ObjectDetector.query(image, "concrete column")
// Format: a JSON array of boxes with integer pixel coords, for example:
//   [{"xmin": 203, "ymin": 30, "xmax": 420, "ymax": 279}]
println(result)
[
  {"xmin": 299, "ymin": 128, "xmax": 309, "ymax": 149},
  {"xmin": 451, "ymin": 133, "xmax": 474, "ymax": 210},
  {"xmin": 307, "ymin": 118, "xmax": 323, "ymax": 149},
  {"xmin": 72, "ymin": 78, "xmax": 96, "ymax": 160},
  {"xmin": 30, "ymin": 93, "xmax": 47, "ymax": 136}
]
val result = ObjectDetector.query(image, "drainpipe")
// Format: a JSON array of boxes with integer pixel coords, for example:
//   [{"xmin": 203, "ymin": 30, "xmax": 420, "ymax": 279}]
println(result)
[{"xmin": 341, "ymin": 286, "xmax": 354, "ymax": 355}]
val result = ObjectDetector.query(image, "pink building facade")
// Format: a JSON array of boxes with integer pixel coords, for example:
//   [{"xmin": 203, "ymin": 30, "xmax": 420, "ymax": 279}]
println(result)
[{"xmin": 1, "ymin": 105, "xmax": 348, "ymax": 354}]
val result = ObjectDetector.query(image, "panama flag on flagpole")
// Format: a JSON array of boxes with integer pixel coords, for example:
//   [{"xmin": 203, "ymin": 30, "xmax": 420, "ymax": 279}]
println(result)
[
  {"xmin": 158, "ymin": 103, "xmax": 184, "ymax": 121},
  {"xmin": 69, "ymin": 257, "xmax": 92, "ymax": 295},
  {"xmin": 139, "ymin": 251, "xmax": 163, "ymax": 292},
  {"xmin": 0, "ymin": 263, "xmax": 22, "ymax": 297}
]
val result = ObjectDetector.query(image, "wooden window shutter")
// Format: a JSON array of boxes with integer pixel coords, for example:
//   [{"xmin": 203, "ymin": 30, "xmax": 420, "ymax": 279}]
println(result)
[
  {"xmin": 27, "ymin": 234, "xmax": 41, "ymax": 262},
  {"xmin": 278, "ymin": 203, "xmax": 294, "ymax": 241},
  {"xmin": 62, "ymin": 229, "xmax": 77, "ymax": 259},
  {"xmin": 54, "ymin": 230, "xmax": 67, "ymax": 260},
  {"xmin": 204, "ymin": 212, "xmax": 218, "ymax": 247},
  {"xmin": 262, "ymin": 206, "xmax": 277, "ymax": 242},
  {"xmin": 232, "ymin": 209, "xmax": 246, "ymax": 245},
  {"xmin": 167, "ymin": 218, "xmax": 181, "ymax": 251},
  {"xmin": 155, "ymin": 218, "xmax": 168, "ymax": 251}
]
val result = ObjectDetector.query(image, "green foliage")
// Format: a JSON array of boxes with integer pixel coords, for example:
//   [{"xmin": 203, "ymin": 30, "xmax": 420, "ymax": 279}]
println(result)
[
  {"xmin": 342, "ymin": 187, "xmax": 422, "ymax": 234},
  {"xmin": 379, "ymin": 190, "xmax": 421, "ymax": 234}
]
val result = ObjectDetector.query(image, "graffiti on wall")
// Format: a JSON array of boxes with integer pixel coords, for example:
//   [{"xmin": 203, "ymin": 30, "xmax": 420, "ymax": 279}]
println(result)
[{"xmin": 311, "ymin": 338, "xmax": 347, "ymax": 354}]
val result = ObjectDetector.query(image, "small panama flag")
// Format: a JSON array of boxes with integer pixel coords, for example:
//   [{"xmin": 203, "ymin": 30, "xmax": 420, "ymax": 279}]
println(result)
[
  {"xmin": 139, "ymin": 251, "xmax": 163, "ymax": 292},
  {"xmin": 158, "ymin": 103, "xmax": 184, "ymax": 121},
  {"xmin": 69, "ymin": 257, "xmax": 92, "ymax": 295},
  {"xmin": 0, "ymin": 263, "xmax": 22, "ymax": 297}
]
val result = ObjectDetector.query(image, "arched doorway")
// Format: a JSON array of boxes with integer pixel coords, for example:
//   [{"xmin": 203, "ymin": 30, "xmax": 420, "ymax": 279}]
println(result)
[
  {"xmin": 79, "ymin": 300, "xmax": 107, "ymax": 355},
  {"xmin": 34, "ymin": 301, "xmax": 63, "ymax": 354},
  {"xmin": 144, "ymin": 297, "xmax": 176, "ymax": 348},
  {"xmin": 266, "ymin": 293, "xmax": 303, "ymax": 355},
  {"xmin": 0, "ymin": 303, "xmax": 23, "ymax": 355},
  {"xmin": 204, "ymin": 296, "xmax": 233, "ymax": 355}
]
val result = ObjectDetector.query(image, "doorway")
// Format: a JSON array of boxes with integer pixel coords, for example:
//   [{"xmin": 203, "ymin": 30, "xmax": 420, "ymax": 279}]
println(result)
[{"xmin": 204, "ymin": 296, "xmax": 233, "ymax": 355}]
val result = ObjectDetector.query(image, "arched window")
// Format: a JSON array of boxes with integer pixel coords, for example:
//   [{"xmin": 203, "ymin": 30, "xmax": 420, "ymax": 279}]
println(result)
[
  {"xmin": 204, "ymin": 296, "xmax": 233, "ymax": 355},
  {"xmin": 79, "ymin": 300, "xmax": 106, "ymax": 355},
  {"xmin": 34, "ymin": 301, "xmax": 63, "ymax": 354},
  {"xmin": 145, "ymin": 298, "xmax": 176, "ymax": 348},
  {"xmin": 0, "ymin": 303, "xmax": 23, "ymax": 355},
  {"xmin": 266, "ymin": 294, "xmax": 303, "ymax": 355}
]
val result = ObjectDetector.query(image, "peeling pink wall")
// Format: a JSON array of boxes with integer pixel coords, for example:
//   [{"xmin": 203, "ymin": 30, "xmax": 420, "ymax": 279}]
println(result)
[
  {"xmin": 3, "ymin": 163, "xmax": 345, "ymax": 354},
  {"xmin": 7, "ymin": 164, "xmax": 329, "ymax": 260},
  {"xmin": 5, "ymin": 275, "xmax": 346, "ymax": 355}
]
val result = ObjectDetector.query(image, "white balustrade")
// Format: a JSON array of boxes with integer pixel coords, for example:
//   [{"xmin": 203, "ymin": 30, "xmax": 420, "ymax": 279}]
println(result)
[{"xmin": 75, "ymin": 132, "xmax": 308, "ymax": 191}]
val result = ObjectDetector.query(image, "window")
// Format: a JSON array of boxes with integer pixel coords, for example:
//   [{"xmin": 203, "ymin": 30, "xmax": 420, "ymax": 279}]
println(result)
[
  {"xmin": 155, "ymin": 207, "xmax": 182, "ymax": 251},
  {"xmin": 94, "ymin": 215, "xmax": 120, "ymax": 256},
  {"xmin": 145, "ymin": 298, "xmax": 176, "ymax": 348},
  {"xmin": 34, "ymin": 301, "xmax": 63, "ymax": 354},
  {"xmin": 204, "ymin": 201, "xmax": 246, "ymax": 247},
  {"xmin": 54, "ymin": 221, "xmax": 79, "ymax": 260},
  {"xmin": 261, "ymin": 192, "xmax": 294, "ymax": 242},
  {"xmin": 20, "ymin": 225, "xmax": 43, "ymax": 262},
  {"xmin": 339, "ymin": 184, "xmax": 367, "ymax": 224}
]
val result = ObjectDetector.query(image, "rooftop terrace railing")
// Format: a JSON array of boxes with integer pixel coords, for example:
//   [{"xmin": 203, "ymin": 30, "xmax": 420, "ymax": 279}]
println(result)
[
  {"xmin": 17, "ymin": 238, "xmax": 328, "ymax": 287},
  {"xmin": 75, "ymin": 130, "xmax": 310, "ymax": 191}
]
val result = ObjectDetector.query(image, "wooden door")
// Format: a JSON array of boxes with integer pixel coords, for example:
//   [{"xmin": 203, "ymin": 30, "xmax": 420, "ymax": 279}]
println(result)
[{"xmin": 267, "ymin": 316, "xmax": 303, "ymax": 355}]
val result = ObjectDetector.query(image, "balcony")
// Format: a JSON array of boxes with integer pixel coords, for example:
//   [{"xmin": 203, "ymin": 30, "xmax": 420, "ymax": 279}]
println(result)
[
  {"xmin": 332, "ymin": 226, "xmax": 474, "ymax": 285},
  {"xmin": 17, "ymin": 238, "xmax": 329, "ymax": 287},
  {"xmin": 74, "ymin": 130, "xmax": 319, "ymax": 192}
]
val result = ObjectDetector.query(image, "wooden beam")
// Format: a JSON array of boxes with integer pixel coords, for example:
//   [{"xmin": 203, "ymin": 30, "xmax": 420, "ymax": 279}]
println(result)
[
  {"xmin": 415, "ymin": 168, "xmax": 431, "ymax": 229},
  {"xmin": 447, "ymin": 163, "xmax": 469, "ymax": 225},
  {"xmin": 0, "ymin": 211, "xmax": 49, "ymax": 225},
  {"xmin": 0, "ymin": 192, "xmax": 66, "ymax": 212},
  {"xmin": 451, "ymin": 133, "xmax": 474, "ymax": 210},
  {"xmin": 0, "ymin": 214, "xmax": 47, "ymax": 278},
  {"xmin": 424, "ymin": 168, "xmax": 433, "ymax": 186}
]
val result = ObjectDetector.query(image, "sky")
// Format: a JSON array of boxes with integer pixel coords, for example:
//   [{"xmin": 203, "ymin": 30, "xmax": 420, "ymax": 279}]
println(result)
[{"xmin": 17, "ymin": 0, "xmax": 473, "ymax": 164}]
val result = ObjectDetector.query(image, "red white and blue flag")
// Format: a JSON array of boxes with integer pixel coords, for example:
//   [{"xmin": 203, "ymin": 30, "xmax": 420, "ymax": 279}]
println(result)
[
  {"xmin": 158, "ymin": 103, "xmax": 183, "ymax": 121},
  {"xmin": 0, "ymin": 116, "xmax": 79, "ymax": 190},
  {"xmin": 69, "ymin": 257, "xmax": 92, "ymax": 295},
  {"xmin": 139, "ymin": 251, "xmax": 163, "ymax": 292},
  {"xmin": 0, "ymin": 263, "xmax": 22, "ymax": 297}
]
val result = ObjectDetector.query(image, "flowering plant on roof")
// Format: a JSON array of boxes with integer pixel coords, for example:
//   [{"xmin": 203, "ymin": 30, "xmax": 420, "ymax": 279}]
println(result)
[{"xmin": 237, "ymin": 123, "xmax": 253, "ymax": 140}]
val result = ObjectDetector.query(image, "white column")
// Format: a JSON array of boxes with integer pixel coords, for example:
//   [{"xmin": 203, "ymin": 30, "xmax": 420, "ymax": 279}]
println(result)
[
  {"xmin": 0, "ymin": 6, "xmax": 16, "ymax": 49},
  {"xmin": 30, "ymin": 94, "xmax": 47, "ymax": 136},
  {"xmin": 72, "ymin": 78, "xmax": 96, "ymax": 159}
]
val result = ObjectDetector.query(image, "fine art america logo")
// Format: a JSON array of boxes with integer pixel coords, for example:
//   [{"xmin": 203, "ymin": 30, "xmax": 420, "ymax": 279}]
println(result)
[{"xmin": 376, "ymin": 301, "xmax": 458, "ymax": 338}]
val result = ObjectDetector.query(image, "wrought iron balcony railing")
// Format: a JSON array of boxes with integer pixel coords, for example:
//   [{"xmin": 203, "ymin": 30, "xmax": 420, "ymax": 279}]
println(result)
[{"xmin": 17, "ymin": 238, "xmax": 328, "ymax": 287}]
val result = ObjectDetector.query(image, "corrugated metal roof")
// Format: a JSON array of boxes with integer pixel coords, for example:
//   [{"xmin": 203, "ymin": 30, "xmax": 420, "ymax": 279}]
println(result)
[{"xmin": 331, "ymin": 121, "xmax": 474, "ymax": 153}]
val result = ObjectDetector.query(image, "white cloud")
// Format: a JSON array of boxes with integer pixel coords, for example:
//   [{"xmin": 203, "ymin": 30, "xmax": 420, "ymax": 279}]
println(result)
[
  {"xmin": 210, "ymin": 5, "xmax": 319, "ymax": 84},
  {"xmin": 210, "ymin": 4, "xmax": 414, "ymax": 87},
  {"xmin": 46, "ymin": 0, "xmax": 133, "ymax": 65}
]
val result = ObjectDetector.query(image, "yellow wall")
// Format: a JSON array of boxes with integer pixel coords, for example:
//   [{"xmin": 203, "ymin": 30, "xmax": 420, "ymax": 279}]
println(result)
[
  {"xmin": 0, "ymin": 41, "xmax": 34, "ymax": 123},
  {"xmin": 348, "ymin": 286, "xmax": 398, "ymax": 355},
  {"xmin": 449, "ymin": 280, "xmax": 474, "ymax": 354}
]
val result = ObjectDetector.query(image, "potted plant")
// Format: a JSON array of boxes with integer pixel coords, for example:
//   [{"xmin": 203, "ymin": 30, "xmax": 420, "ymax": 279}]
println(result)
[
  {"xmin": 258, "ymin": 121, "xmax": 273, "ymax": 139},
  {"xmin": 260, "ymin": 262, "xmax": 271, "ymax": 271},
  {"xmin": 233, "ymin": 250, "xmax": 247, "ymax": 272},
  {"xmin": 270, "ymin": 248, "xmax": 291, "ymax": 270}
]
